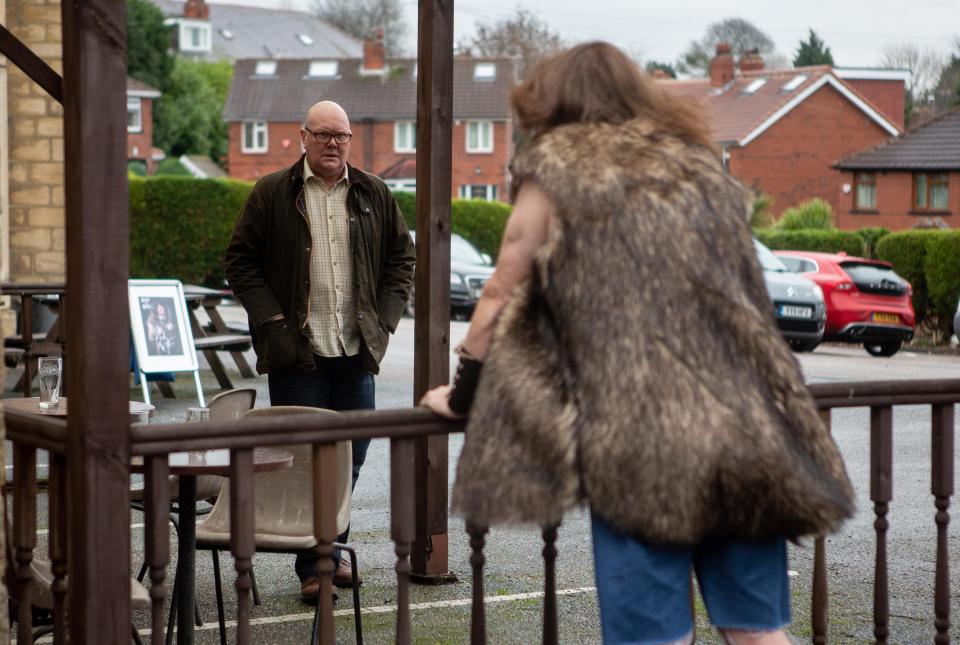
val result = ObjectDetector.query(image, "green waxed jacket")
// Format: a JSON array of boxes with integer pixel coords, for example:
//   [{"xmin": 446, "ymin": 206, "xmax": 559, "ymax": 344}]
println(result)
[{"xmin": 224, "ymin": 156, "xmax": 415, "ymax": 375}]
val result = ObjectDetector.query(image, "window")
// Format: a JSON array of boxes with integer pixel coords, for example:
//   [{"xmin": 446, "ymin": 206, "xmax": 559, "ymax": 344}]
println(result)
[
  {"xmin": 782, "ymin": 75, "xmax": 807, "ymax": 92},
  {"xmin": 179, "ymin": 20, "xmax": 211, "ymax": 52},
  {"xmin": 854, "ymin": 172, "xmax": 877, "ymax": 210},
  {"xmin": 466, "ymin": 121, "xmax": 493, "ymax": 153},
  {"xmin": 742, "ymin": 78, "xmax": 767, "ymax": 94},
  {"xmin": 913, "ymin": 172, "xmax": 950, "ymax": 211},
  {"xmin": 307, "ymin": 60, "xmax": 338, "ymax": 78},
  {"xmin": 127, "ymin": 97, "xmax": 142, "ymax": 133},
  {"xmin": 394, "ymin": 121, "xmax": 416, "ymax": 153},
  {"xmin": 459, "ymin": 184, "xmax": 497, "ymax": 201},
  {"xmin": 255, "ymin": 60, "xmax": 277, "ymax": 76},
  {"xmin": 297, "ymin": 33, "xmax": 314, "ymax": 45},
  {"xmin": 242, "ymin": 121, "xmax": 268, "ymax": 153},
  {"xmin": 473, "ymin": 63, "xmax": 496, "ymax": 81}
]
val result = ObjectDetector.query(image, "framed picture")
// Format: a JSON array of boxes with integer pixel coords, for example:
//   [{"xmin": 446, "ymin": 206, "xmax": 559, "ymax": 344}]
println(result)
[{"xmin": 128, "ymin": 279, "xmax": 199, "ymax": 374}]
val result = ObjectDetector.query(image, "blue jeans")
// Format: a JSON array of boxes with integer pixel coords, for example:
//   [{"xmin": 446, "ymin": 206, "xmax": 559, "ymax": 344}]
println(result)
[
  {"xmin": 591, "ymin": 513, "xmax": 790, "ymax": 644},
  {"xmin": 268, "ymin": 354, "xmax": 374, "ymax": 581}
]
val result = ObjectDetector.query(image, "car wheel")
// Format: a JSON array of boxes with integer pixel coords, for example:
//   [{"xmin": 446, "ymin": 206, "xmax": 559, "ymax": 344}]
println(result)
[
  {"xmin": 864, "ymin": 340, "xmax": 902, "ymax": 357},
  {"xmin": 789, "ymin": 339, "xmax": 820, "ymax": 353}
]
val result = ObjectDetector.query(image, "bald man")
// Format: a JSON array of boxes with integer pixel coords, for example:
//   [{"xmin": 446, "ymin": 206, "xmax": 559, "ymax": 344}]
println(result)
[{"xmin": 225, "ymin": 101, "xmax": 415, "ymax": 603}]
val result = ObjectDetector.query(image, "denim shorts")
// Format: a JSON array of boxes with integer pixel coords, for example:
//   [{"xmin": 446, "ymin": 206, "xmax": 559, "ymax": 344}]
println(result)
[{"xmin": 591, "ymin": 513, "xmax": 791, "ymax": 644}]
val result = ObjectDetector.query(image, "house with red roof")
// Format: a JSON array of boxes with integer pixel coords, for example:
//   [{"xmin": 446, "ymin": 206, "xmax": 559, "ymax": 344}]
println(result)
[
  {"xmin": 834, "ymin": 106, "xmax": 960, "ymax": 230},
  {"xmin": 660, "ymin": 45, "xmax": 907, "ymax": 222},
  {"xmin": 222, "ymin": 35, "xmax": 513, "ymax": 201},
  {"xmin": 126, "ymin": 78, "xmax": 164, "ymax": 174}
]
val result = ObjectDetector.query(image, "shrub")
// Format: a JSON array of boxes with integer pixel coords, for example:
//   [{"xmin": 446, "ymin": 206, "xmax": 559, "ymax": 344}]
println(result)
[
  {"xmin": 392, "ymin": 193, "xmax": 512, "ymax": 261},
  {"xmin": 922, "ymin": 231, "xmax": 960, "ymax": 333},
  {"xmin": 154, "ymin": 158, "xmax": 192, "ymax": 176},
  {"xmin": 854, "ymin": 226, "xmax": 890, "ymax": 259},
  {"xmin": 754, "ymin": 229, "xmax": 865, "ymax": 256},
  {"xmin": 129, "ymin": 176, "xmax": 252, "ymax": 286},
  {"xmin": 875, "ymin": 230, "xmax": 936, "ymax": 324},
  {"xmin": 749, "ymin": 192, "xmax": 774, "ymax": 230},
  {"xmin": 773, "ymin": 198, "xmax": 834, "ymax": 230}
]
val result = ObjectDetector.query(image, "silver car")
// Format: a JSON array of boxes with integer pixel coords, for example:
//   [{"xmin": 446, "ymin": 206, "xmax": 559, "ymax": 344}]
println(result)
[
  {"xmin": 754, "ymin": 239, "xmax": 826, "ymax": 352},
  {"xmin": 407, "ymin": 232, "xmax": 495, "ymax": 319}
]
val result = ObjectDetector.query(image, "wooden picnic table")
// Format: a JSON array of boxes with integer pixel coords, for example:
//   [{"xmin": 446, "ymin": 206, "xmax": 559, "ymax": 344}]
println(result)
[
  {"xmin": 182, "ymin": 285, "xmax": 255, "ymax": 390},
  {"xmin": 1, "ymin": 282, "xmax": 66, "ymax": 397}
]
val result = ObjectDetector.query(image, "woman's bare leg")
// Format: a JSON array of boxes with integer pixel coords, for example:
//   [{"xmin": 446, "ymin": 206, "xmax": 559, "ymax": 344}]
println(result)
[{"xmin": 721, "ymin": 629, "xmax": 792, "ymax": 645}]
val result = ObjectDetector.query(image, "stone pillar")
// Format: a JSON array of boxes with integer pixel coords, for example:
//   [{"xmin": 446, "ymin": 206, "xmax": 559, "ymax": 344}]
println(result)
[{"xmin": 7, "ymin": 0, "xmax": 65, "ymax": 284}]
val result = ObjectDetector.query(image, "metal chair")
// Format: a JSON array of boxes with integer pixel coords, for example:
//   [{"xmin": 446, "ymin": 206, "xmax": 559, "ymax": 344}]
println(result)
[{"xmin": 195, "ymin": 406, "xmax": 361, "ymax": 645}]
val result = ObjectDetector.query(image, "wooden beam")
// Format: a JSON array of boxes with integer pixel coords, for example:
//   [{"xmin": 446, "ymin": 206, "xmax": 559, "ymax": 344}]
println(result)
[
  {"xmin": 411, "ymin": 0, "xmax": 455, "ymax": 582},
  {"xmin": 0, "ymin": 24, "xmax": 63, "ymax": 103},
  {"xmin": 60, "ymin": 0, "xmax": 132, "ymax": 641}
]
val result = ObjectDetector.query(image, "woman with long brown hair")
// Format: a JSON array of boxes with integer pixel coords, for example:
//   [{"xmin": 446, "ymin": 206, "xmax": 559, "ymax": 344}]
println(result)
[{"xmin": 422, "ymin": 42, "xmax": 853, "ymax": 644}]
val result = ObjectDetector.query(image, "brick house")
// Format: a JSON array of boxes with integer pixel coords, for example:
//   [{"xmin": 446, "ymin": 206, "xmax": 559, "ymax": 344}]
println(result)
[
  {"xmin": 223, "ymin": 41, "xmax": 513, "ymax": 201},
  {"xmin": 834, "ymin": 106, "xmax": 960, "ymax": 230},
  {"xmin": 660, "ymin": 45, "xmax": 906, "ymax": 219},
  {"xmin": 126, "ymin": 78, "xmax": 163, "ymax": 174}
]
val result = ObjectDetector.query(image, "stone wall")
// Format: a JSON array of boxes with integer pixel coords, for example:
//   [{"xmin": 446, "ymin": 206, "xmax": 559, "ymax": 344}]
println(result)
[{"xmin": 7, "ymin": 0, "xmax": 64, "ymax": 282}]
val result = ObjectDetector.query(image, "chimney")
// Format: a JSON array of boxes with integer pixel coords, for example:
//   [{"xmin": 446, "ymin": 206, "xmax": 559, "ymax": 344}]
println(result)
[
  {"xmin": 739, "ymin": 48, "xmax": 764, "ymax": 73},
  {"xmin": 709, "ymin": 42, "xmax": 735, "ymax": 88},
  {"xmin": 183, "ymin": 0, "xmax": 208, "ymax": 20},
  {"xmin": 362, "ymin": 27, "xmax": 386, "ymax": 72}
]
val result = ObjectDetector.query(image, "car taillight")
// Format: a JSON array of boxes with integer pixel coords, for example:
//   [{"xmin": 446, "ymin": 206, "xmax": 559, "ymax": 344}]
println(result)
[{"xmin": 836, "ymin": 281, "xmax": 854, "ymax": 291}]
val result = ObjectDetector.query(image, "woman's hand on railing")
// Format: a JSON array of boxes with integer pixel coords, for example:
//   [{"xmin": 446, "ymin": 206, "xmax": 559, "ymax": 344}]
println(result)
[{"xmin": 419, "ymin": 385, "xmax": 463, "ymax": 420}]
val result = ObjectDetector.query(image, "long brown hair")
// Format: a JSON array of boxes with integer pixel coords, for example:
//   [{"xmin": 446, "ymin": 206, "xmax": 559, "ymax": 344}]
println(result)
[{"xmin": 512, "ymin": 41, "xmax": 713, "ymax": 148}]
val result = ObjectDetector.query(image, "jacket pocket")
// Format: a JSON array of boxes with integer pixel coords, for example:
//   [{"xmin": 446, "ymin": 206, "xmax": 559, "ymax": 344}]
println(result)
[{"xmin": 261, "ymin": 320, "xmax": 305, "ymax": 371}]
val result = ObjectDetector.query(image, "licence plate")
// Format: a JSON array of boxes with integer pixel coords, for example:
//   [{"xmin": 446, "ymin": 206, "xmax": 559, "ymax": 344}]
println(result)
[
  {"xmin": 779, "ymin": 305, "xmax": 813, "ymax": 319},
  {"xmin": 871, "ymin": 312, "xmax": 900, "ymax": 324}
]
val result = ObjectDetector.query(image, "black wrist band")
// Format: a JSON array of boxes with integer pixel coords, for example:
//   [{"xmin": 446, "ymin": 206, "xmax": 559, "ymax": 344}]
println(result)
[{"xmin": 448, "ymin": 356, "xmax": 483, "ymax": 415}]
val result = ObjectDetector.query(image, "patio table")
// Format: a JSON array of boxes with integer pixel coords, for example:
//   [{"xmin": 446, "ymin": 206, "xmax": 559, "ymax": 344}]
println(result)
[
  {"xmin": 130, "ymin": 447, "xmax": 293, "ymax": 645},
  {"xmin": 182, "ymin": 285, "xmax": 255, "ymax": 390},
  {"xmin": 2, "ymin": 396, "xmax": 154, "ymax": 423},
  {"xmin": 1, "ymin": 282, "xmax": 66, "ymax": 396}
]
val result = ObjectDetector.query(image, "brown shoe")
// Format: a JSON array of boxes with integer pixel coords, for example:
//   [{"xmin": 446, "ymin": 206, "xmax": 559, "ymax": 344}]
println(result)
[
  {"xmin": 332, "ymin": 557, "xmax": 362, "ymax": 589},
  {"xmin": 300, "ymin": 576, "xmax": 338, "ymax": 604}
]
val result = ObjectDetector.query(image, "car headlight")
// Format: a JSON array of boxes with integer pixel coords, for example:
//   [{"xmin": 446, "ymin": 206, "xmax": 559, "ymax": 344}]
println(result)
[{"xmin": 451, "ymin": 273, "xmax": 463, "ymax": 285}]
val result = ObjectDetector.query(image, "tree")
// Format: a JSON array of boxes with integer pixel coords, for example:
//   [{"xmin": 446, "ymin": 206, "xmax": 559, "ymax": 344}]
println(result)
[
  {"xmin": 793, "ymin": 29, "xmax": 834, "ymax": 67},
  {"xmin": 457, "ymin": 9, "xmax": 565, "ymax": 80},
  {"xmin": 645, "ymin": 60, "xmax": 677, "ymax": 79},
  {"xmin": 677, "ymin": 17, "xmax": 779, "ymax": 77},
  {"xmin": 880, "ymin": 43, "xmax": 947, "ymax": 124},
  {"xmin": 154, "ymin": 59, "xmax": 233, "ymax": 161},
  {"xmin": 315, "ymin": 0, "xmax": 407, "ymax": 57},
  {"xmin": 127, "ymin": 0, "xmax": 174, "ymax": 91}
]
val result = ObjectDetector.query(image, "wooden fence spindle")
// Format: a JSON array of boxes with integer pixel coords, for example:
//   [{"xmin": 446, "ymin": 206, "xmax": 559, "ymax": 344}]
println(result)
[
  {"xmin": 542, "ymin": 525, "xmax": 559, "ymax": 645},
  {"xmin": 812, "ymin": 408, "xmax": 831, "ymax": 645},
  {"xmin": 13, "ymin": 443, "xmax": 37, "ymax": 644},
  {"xmin": 230, "ymin": 449, "xmax": 255, "ymax": 645},
  {"xmin": 870, "ymin": 405, "xmax": 893, "ymax": 645},
  {"xmin": 48, "ymin": 452, "xmax": 68, "ymax": 643},
  {"xmin": 391, "ymin": 438, "xmax": 416, "ymax": 645},
  {"xmin": 311, "ymin": 442, "xmax": 338, "ymax": 645},
  {"xmin": 145, "ymin": 455, "xmax": 171, "ymax": 644},
  {"xmin": 466, "ymin": 522, "xmax": 488, "ymax": 645},
  {"xmin": 931, "ymin": 403, "xmax": 953, "ymax": 644}
]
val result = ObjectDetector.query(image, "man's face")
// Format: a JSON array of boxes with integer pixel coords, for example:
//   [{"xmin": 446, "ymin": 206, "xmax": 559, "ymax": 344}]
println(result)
[{"xmin": 301, "ymin": 108, "xmax": 351, "ymax": 182}]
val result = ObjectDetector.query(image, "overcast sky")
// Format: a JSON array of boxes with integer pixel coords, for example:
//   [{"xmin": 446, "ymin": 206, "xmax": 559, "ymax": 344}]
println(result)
[{"xmin": 225, "ymin": 0, "xmax": 959, "ymax": 69}]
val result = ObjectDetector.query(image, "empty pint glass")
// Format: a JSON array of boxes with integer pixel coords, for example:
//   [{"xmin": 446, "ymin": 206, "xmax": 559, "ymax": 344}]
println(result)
[{"xmin": 38, "ymin": 357, "xmax": 62, "ymax": 410}]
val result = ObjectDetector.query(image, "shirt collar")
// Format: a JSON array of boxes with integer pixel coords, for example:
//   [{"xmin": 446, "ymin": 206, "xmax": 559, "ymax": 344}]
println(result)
[{"xmin": 303, "ymin": 157, "xmax": 349, "ymax": 186}]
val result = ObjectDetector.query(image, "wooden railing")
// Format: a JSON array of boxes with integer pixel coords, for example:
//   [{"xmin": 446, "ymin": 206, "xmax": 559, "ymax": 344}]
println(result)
[{"xmin": 4, "ymin": 378, "xmax": 958, "ymax": 643}]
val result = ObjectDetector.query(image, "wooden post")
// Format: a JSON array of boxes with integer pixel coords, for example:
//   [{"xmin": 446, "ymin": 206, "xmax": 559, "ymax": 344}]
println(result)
[
  {"xmin": 60, "ymin": 0, "xmax": 132, "ymax": 640},
  {"xmin": 931, "ymin": 404, "xmax": 953, "ymax": 644},
  {"xmin": 811, "ymin": 408, "xmax": 831, "ymax": 645},
  {"xmin": 411, "ymin": 0, "xmax": 456, "ymax": 583},
  {"xmin": 870, "ymin": 405, "xmax": 893, "ymax": 645}
]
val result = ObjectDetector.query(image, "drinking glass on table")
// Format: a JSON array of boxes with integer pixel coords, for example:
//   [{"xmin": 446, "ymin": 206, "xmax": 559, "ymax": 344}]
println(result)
[
  {"xmin": 37, "ymin": 357, "xmax": 62, "ymax": 410},
  {"xmin": 186, "ymin": 407, "xmax": 210, "ymax": 423}
]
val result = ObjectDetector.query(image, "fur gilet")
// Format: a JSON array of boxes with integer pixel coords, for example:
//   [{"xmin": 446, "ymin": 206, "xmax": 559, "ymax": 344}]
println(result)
[{"xmin": 451, "ymin": 118, "xmax": 855, "ymax": 544}]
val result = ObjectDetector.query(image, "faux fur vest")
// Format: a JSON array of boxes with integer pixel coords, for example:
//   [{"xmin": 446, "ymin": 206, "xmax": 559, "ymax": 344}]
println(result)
[{"xmin": 451, "ymin": 119, "xmax": 855, "ymax": 544}]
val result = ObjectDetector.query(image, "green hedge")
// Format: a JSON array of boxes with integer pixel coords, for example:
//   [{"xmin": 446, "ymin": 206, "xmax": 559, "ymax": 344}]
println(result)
[
  {"xmin": 925, "ymin": 232, "xmax": 960, "ymax": 322},
  {"xmin": 753, "ymin": 229, "xmax": 866, "ymax": 256},
  {"xmin": 393, "ymin": 192, "xmax": 512, "ymax": 261},
  {"xmin": 129, "ymin": 176, "xmax": 252, "ymax": 286},
  {"xmin": 875, "ymin": 230, "xmax": 935, "ymax": 323}
]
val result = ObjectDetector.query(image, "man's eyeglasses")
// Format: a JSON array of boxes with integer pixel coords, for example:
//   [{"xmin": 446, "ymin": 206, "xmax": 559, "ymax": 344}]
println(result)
[{"xmin": 304, "ymin": 127, "xmax": 352, "ymax": 144}]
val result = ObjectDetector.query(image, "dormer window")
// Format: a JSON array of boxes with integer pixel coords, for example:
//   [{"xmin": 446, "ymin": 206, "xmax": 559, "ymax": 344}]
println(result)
[
  {"xmin": 473, "ymin": 63, "xmax": 496, "ymax": 81},
  {"xmin": 782, "ymin": 75, "xmax": 807, "ymax": 92},
  {"xmin": 297, "ymin": 33, "xmax": 314, "ymax": 46},
  {"xmin": 179, "ymin": 20, "xmax": 211, "ymax": 53},
  {"xmin": 255, "ymin": 60, "xmax": 277, "ymax": 76},
  {"xmin": 308, "ymin": 60, "xmax": 338, "ymax": 78},
  {"xmin": 742, "ymin": 78, "xmax": 767, "ymax": 95}
]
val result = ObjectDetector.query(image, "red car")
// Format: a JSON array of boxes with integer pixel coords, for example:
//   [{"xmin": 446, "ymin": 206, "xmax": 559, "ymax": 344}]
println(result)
[{"xmin": 772, "ymin": 251, "xmax": 915, "ymax": 357}]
